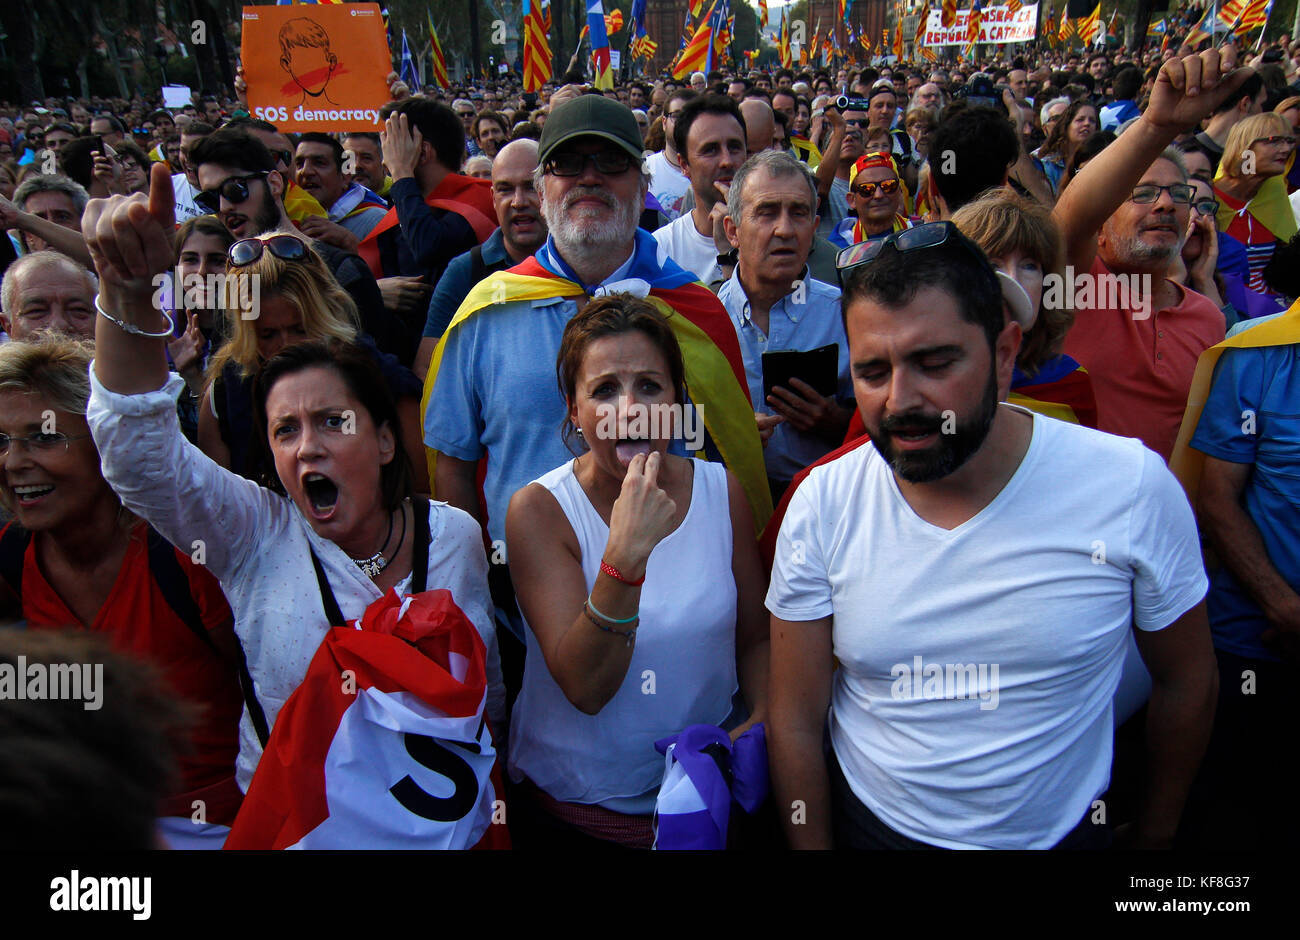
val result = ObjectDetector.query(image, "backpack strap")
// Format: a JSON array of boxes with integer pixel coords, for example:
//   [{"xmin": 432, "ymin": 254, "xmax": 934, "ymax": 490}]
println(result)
[
  {"xmin": 146, "ymin": 527, "xmax": 271, "ymax": 748},
  {"xmin": 469, "ymin": 244, "xmax": 488, "ymax": 289},
  {"xmin": 0, "ymin": 522, "xmax": 31, "ymax": 601},
  {"xmin": 410, "ymin": 497, "xmax": 430, "ymax": 594}
]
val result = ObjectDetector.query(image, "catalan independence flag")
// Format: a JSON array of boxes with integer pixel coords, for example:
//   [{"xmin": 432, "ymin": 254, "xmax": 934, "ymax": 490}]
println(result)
[
  {"xmin": 673, "ymin": 1, "xmax": 715, "ymax": 78},
  {"xmin": 421, "ymin": 229, "xmax": 774, "ymax": 531},
  {"xmin": 1076, "ymin": 2, "xmax": 1102, "ymax": 45},
  {"xmin": 523, "ymin": 0, "xmax": 552, "ymax": 92}
]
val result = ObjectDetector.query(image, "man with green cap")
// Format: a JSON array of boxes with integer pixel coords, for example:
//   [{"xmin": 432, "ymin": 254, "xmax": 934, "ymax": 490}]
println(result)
[{"xmin": 420, "ymin": 92, "xmax": 772, "ymax": 655}]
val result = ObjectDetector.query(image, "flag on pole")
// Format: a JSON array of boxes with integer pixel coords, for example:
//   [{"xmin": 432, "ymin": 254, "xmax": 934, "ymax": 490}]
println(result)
[
  {"xmin": 942, "ymin": 0, "xmax": 958, "ymax": 29},
  {"xmin": 759, "ymin": 0, "xmax": 768, "ymax": 29},
  {"xmin": 523, "ymin": 0, "xmax": 552, "ymax": 92},
  {"xmin": 1045, "ymin": 6, "xmax": 1059, "ymax": 46},
  {"xmin": 1184, "ymin": 4, "xmax": 1218, "ymax": 46},
  {"xmin": 587, "ymin": 0, "xmax": 614, "ymax": 89},
  {"xmin": 966, "ymin": 0, "xmax": 984, "ymax": 44},
  {"xmin": 1076, "ymin": 3, "xmax": 1101, "ymax": 45},
  {"xmin": 427, "ymin": 12, "xmax": 450, "ymax": 88},
  {"xmin": 779, "ymin": 9, "xmax": 792, "ymax": 67},
  {"xmin": 915, "ymin": 5, "xmax": 929, "ymax": 49},
  {"xmin": 1059, "ymin": 8, "xmax": 1076, "ymax": 43},
  {"xmin": 399, "ymin": 29, "xmax": 419, "ymax": 89},
  {"xmin": 674, "ymin": 1, "xmax": 716, "ymax": 78},
  {"xmin": 1006, "ymin": 0, "xmax": 1022, "ymax": 13}
]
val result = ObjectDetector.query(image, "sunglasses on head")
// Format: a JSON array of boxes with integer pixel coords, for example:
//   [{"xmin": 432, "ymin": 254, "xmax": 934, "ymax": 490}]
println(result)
[
  {"xmin": 195, "ymin": 171, "xmax": 269, "ymax": 214},
  {"xmin": 543, "ymin": 149, "xmax": 635, "ymax": 177},
  {"xmin": 835, "ymin": 220, "xmax": 992, "ymax": 285},
  {"xmin": 853, "ymin": 177, "xmax": 900, "ymax": 198},
  {"xmin": 228, "ymin": 235, "xmax": 309, "ymax": 267}
]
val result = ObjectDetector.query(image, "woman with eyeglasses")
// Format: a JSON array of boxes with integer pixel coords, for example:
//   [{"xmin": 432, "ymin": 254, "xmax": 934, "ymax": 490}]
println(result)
[
  {"xmin": 80, "ymin": 165, "xmax": 503, "ymax": 802},
  {"xmin": 0, "ymin": 335, "xmax": 245, "ymax": 848},
  {"xmin": 1213, "ymin": 112, "xmax": 1298, "ymax": 295},
  {"xmin": 195, "ymin": 232, "xmax": 428, "ymax": 494},
  {"xmin": 1032, "ymin": 99, "xmax": 1099, "ymax": 198}
]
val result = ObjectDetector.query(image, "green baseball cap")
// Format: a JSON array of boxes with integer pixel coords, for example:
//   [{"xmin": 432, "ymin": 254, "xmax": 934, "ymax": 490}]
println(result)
[{"xmin": 537, "ymin": 95, "xmax": 643, "ymax": 166}]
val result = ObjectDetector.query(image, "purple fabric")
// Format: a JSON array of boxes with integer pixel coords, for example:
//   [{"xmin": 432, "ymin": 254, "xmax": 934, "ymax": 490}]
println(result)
[
  {"xmin": 1223, "ymin": 271, "xmax": 1287, "ymax": 322},
  {"xmin": 729, "ymin": 724, "xmax": 769, "ymax": 813},
  {"xmin": 653, "ymin": 723, "xmax": 770, "ymax": 850}
]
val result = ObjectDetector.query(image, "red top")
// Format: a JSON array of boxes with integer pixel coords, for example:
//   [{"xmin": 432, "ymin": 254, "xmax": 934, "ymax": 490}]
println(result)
[
  {"xmin": 11, "ymin": 521, "xmax": 244, "ymax": 823},
  {"xmin": 1062, "ymin": 256, "xmax": 1224, "ymax": 461}
]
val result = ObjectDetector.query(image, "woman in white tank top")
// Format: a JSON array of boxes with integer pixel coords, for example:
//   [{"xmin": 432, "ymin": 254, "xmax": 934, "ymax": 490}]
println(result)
[{"xmin": 505, "ymin": 296, "xmax": 770, "ymax": 849}]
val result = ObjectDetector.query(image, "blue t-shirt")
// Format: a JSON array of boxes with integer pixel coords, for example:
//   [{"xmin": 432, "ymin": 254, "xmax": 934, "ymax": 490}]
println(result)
[{"xmin": 1190, "ymin": 344, "xmax": 1300, "ymax": 660}]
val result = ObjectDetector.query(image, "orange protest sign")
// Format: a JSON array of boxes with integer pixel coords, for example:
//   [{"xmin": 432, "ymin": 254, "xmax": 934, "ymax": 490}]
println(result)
[{"xmin": 241, "ymin": 3, "xmax": 391, "ymax": 133}]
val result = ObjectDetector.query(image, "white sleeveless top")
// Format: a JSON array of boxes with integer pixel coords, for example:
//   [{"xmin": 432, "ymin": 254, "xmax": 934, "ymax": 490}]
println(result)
[{"xmin": 507, "ymin": 457, "xmax": 738, "ymax": 810}]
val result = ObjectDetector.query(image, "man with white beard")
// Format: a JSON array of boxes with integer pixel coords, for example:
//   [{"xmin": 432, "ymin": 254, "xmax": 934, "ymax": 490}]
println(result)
[{"xmin": 422, "ymin": 95, "xmax": 770, "ymax": 646}]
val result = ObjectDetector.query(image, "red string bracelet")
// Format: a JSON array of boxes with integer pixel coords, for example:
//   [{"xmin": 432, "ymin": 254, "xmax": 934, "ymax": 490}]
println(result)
[{"xmin": 600, "ymin": 559, "xmax": 645, "ymax": 586}]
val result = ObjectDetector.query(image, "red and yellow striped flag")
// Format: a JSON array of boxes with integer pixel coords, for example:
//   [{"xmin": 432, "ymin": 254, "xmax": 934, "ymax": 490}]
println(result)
[{"xmin": 522, "ymin": 0, "xmax": 552, "ymax": 92}]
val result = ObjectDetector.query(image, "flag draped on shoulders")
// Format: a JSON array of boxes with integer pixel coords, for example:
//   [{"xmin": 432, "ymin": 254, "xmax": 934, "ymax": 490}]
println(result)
[
  {"xmin": 1171, "ymin": 300, "xmax": 1300, "ymax": 503},
  {"xmin": 420, "ymin": 229, "xmax": 774, "ymax": 531},
  {"xmin": 357, "ymin": 172, "xmax": 496, "ymax": 278}
]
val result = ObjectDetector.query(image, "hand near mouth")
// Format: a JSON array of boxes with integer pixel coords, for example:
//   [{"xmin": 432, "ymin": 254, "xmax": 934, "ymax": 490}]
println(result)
[{"xmin": 604, "ymin": 451, "xmax": 678, "ymax": 582}]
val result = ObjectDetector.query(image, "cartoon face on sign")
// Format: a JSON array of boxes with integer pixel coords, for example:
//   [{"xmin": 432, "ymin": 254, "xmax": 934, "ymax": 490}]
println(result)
[{"xmin": 279, "ymin": 18, "xmax": 340, "ymax": 103}]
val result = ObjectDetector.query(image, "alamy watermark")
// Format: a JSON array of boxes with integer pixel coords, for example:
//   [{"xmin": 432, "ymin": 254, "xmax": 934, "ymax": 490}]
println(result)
[
  {"xmin": 151, "ymin": 270, "xmax": 261, "ymax": 320},
  {"xmin": 593, "ymin": 402, "xmax": 706, "ymax": 453},
  {"xmin": 1042, "ymin": 266, "xmax": 1153, "ymax": 320},
  {"xmin": 0, "ymin": 656, "xmax": 103, "ymax": 710},
  {"xmin": 890, "ymin": 655, "xmax": 1000, "ymax": 710}
]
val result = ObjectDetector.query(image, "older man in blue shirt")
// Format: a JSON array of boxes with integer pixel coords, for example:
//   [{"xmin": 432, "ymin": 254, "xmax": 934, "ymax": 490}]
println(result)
[{"xmin": 718, "ymin": 149, "xmax": 854, "ymax": 501}]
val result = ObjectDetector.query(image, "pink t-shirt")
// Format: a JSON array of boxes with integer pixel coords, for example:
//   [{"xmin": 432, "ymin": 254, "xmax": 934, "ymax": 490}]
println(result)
[{"xmin": 1063, "ymin": 256, "xmax": 1225, "ymax": 461}]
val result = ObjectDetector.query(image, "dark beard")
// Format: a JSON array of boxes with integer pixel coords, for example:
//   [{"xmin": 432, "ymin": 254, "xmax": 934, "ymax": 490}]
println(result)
[
  {"xmin": 248, "ymin": 183, "xmax": 283, "ymax": 237},
  {"xmin": 869, "ymin": 367, "xmax": 1000, "ymax": 483}
]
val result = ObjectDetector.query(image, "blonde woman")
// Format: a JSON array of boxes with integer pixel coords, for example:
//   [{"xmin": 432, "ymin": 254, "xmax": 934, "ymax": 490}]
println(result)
[
  {"xmin": 0, "ymin": 336, "xmax": 244, "ymax": 847},
  {"xmin": 197, "ymin": 234, "xmax": 427, "ymax": 491},
  {"xmin": 1214, "ymin": 111, "xmax": 1297, "ymax": 294}
]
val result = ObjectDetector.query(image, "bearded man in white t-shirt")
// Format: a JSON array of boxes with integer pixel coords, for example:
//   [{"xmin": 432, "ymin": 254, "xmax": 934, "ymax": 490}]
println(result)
[{"xmin": 766, "ymin": 221, "xmax": 1217, "ymax": 850}]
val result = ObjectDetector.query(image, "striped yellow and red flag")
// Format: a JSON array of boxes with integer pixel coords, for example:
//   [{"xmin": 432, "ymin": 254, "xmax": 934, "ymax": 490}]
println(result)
[
  {"xmin": 427, "ymin": 12, "xmax": 450, "ymax": 88},
  {"xmin": 522, "ymin": 0, "xmax": 552, "ymax": 92},
  {"xmin": 941, "ymin": 0, "xmax": 958, "ymax": 28},
  {"xmin": 1077, "ymin": 2, "xmax": 1102, "ymax": 45}
]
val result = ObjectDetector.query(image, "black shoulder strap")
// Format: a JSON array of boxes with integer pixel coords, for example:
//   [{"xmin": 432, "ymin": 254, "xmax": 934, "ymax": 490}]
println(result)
[
  {"xmin": 411, "ymin": 497, "xmax": 430, "ymax": 594},
  {"xmin": 0, "ymin": 523, "xmax": 31, "ymax": 600},
  {"xmin": 469, "ymin": 244, "xmax": 488, "ymax": 288},
  {"xmin": 146, "ymin": 527, "xmax": 271, "ymax": 748},
  {"xmin": 309, "ymin": 545, "xmax": 346, "ymax": 627}
]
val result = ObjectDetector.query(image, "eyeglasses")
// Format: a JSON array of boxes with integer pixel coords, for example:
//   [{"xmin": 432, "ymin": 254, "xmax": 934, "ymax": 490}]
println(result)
[
  {"xmin": 456, "ymin": 111, "xmax": 475, "ymax": 119},
  {"xmin": 228, "ymin": 235, "xmax": 309, "ymax": 267},
  {"xmin": 852, "ymin": 178, "xmax": 901, "ymax": 198},
  {"xmin": 1252, "ymin": 135, "xmax": 1297, "ymax": 148},
  {"xmin": 195, "ymin": 171, "xmax": 268, "ymax": 213},
  {"xmin": 270, "ymin": 149, "xmax": 293, "ymax": 167},
  {"xmin": 1129, "ymin": 183, "xmax": 1195, "ymax": 205},
  {"xmin": 0, "ymin": 431, "xmax": 91, "ymax": 457},
  {"xmin": 543, "ymin": 149, "xmax": 636, "ymax": 177},
  {"xmin": 835, "ymin": 220, "xmax": 993, "ymax": 284},
  {"xmin": 844, "ymin": 119, "xmax": 871, "ymax": 129},
  {"xmin": 1193, "ymin": 198, "xmax": 1220, "ymax": 217}
]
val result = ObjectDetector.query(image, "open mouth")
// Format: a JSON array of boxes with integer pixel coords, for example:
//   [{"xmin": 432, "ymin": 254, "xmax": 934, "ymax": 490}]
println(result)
[
  {"xmin": 224, "ymin": 213, "xmax": 248, "ymax": 234},
  {"xmin": 301, "ymin": 472, "xmax": 339, "ymax": 519},
  {"xmin": 12, "ymin": 483, "xmax": 55, "ymax": 506},
  {"xmin": 614, "ymin": 438, "xmax": 653, "ymax": 466}
]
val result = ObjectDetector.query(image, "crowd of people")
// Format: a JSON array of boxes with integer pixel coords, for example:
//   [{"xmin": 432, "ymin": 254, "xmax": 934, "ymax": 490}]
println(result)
[{"xmin": 0, "ymin": 28, "xmax": 1297, "ymax": 853}]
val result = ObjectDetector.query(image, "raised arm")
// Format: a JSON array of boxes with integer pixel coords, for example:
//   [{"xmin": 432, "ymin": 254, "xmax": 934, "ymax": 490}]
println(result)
[
  {"xmin": 84, "ymin": 162, "xmax": 277, "ymax": 580},
  {"xmin": 1053, "ymin": 49, "xmax": 1253, "ymax": 272}
]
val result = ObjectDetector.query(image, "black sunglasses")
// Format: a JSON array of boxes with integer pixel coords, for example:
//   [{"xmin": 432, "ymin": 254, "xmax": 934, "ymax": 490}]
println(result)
[
  {"xmin": 228, "ymin": 235, "xmax": 309, "ymax": 267},
  {"xmin": 835, "ymin": 221, "xmax": 992, "ymax": 285},
  {"xmin": 543, "ymin": 149, "xmax": 636, "ymax": 177},
  {"xmin": 195, "ymin": 171, "xmax": 269, "ymax": 214}
]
